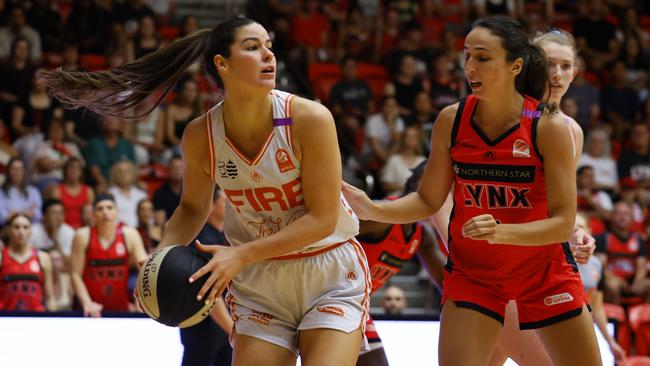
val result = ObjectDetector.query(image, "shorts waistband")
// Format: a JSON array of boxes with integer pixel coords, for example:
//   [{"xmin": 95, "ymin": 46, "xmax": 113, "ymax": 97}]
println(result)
[{"xmin": 269, "ymin": 241, "xmax": 350, "ymax": 260}]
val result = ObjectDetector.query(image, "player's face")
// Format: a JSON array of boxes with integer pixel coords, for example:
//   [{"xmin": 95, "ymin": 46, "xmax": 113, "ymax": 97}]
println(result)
[
  {"xmin": 45, "ymin": 204, "xmax": 65, "ymax": 228},
  {"xmin": 541, "ymin": 41, "xmax": 576, "ymax": 103},
  {"xmin": 464, "ymin": 27, "xmax": 520, "ymax": 99},
  {"xmin": 219, "ymin": 23, "xmax": 276, "ymax": 92},
  {"xmin": 94, "ymin": 200, "xmax": 117, "ymax": 224},
  {"xmin": 8, "ymin": 216, "xmax": 31, "ymax": 247}
]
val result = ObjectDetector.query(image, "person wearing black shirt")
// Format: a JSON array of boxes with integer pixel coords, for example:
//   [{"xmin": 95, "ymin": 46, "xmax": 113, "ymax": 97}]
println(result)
[{"xmin": 153, "ymin": 156, "xmax": 183, "ymax": 222}]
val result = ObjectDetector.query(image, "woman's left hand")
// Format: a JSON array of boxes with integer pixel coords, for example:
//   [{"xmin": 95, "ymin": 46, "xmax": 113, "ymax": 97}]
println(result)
[
  {"xmin": 462, "ymin": 214, "xmax": 499, "ymax": 243},
  {"xmin": 190, "ymin": 240, "xmax": 245, "ymax": 305},
  {"xmin": 568, "ymin": 227, "xmax": 595, "ymax": 264}
]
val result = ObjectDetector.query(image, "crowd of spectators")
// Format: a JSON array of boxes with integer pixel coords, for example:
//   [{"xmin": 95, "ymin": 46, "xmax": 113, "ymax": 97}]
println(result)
[{"xmin": 0, "ymin": 0, "xmax": 650, "ymax": 349}]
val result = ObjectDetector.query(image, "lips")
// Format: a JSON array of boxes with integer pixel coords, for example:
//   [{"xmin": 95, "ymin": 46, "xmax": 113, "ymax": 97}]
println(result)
[
  {"xmin": 469, "ymin": 81, "xmax": 482, "ymax": 88},
  {"xmin": 261, "ymin": 66, "xmax": 275, "ymax": 73}
]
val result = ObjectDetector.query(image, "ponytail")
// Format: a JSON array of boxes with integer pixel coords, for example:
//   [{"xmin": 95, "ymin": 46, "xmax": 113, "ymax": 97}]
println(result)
[
  {"xmin": 517, "ymin": 43, "xmax": 550, "ymax": 102},
  {"xmin": 38, "ymin": 29, "xmax": 212, "ymax": 119}
]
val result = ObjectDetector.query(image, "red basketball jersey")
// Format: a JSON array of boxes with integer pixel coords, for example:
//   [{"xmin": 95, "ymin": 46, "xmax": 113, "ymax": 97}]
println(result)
[
  {"xmin": 360, "ymin": 223, "xmax": 423, "ymax": 293},
  {"xmin": 0, "ymin": 248, "xmax": 45, "ymax": 311},
  {"xmin": 448, "ymin": 95, "xmax": 573, "ymax": 278},
  {"xmin": 601, "ymin": 233, "xmax": 645, "ymax": 280},
  {"xmin": 83, "ymin": 225, "xmax": 130, "ymax": 311}
]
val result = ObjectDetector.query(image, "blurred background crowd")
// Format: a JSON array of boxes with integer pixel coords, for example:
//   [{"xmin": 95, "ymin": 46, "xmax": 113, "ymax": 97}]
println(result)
[{"xmin": 0, "ymin": 0, "xmax": 650, "ymax": 357}]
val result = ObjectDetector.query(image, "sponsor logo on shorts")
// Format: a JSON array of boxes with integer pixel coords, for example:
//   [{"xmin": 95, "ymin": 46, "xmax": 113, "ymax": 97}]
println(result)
[
  {"xmin": 317, "ymin": 306, "xmax": 345, "ymax": 316},
  {"xmin": 346, "ymin": 270, "xmax": 357, "ymax": 281},
  {"xmin": 247, "ymin": 310, "xmax": 273, "ymax": 326},
  {"xmin": 544, "ymin": 293, "xmax": 574, "ymax": 306}
]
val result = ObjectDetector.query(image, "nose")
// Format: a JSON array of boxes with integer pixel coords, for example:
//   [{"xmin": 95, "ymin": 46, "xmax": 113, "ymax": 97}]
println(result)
[
  {"xmin": 262, "ymin": 46, "xmax": 274, "ymax": 62},
  {"xmin": 550, "ymin": 64, "xmax": 561, "ymax": 80}
]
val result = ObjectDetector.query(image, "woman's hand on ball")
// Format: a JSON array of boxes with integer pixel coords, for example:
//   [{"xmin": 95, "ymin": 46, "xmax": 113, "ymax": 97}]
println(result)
[{"xmin": 190, "ymin": 240, "xmax": 244, "ymax": 304}]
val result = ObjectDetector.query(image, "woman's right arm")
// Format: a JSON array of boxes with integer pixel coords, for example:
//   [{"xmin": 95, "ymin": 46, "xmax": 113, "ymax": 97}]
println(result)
[
  {"xmin": 70, "ymin": 228, "xmax": 102, "ymax": 317},
  {"xmin": 343, "ymin": 104, "xmax": 457, "ymax": 223},
  {"xmin": 157, "ymin": 115, "xmax": 215, "ymax": 248}
]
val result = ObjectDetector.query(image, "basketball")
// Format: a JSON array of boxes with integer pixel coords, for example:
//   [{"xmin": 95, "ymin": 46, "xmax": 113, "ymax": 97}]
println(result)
[{"xmin": 136, "ymin": 245, "xmax": 216, "ymax": 328}]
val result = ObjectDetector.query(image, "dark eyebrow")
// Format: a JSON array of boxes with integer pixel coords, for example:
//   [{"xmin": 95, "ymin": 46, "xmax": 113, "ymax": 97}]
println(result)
[
  {"xmin": 464, "ymin": 45, "xmax": 491, "ymax": 52},
  {"xmin": 240, "ymin": 37, "xmax": 272, "ymax": 44}
]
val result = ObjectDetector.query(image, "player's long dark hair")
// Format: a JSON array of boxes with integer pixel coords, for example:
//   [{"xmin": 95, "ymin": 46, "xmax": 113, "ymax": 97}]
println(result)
[
  {"xmin": 473, "ymin": 16, "xmax": 556, "ymax": 111},
  {"xmin": 403, "ymin": 160, "xmax": 428, "ymax": 196},
  {"xmin": 38, "ymin": 18, "xmax": 256, "ymax": 118}
]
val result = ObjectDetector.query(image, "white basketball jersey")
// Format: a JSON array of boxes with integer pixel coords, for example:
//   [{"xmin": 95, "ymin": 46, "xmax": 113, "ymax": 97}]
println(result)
[{"xmin": 206, "ymin": 90, "xmax": 359, "ymax": 254}]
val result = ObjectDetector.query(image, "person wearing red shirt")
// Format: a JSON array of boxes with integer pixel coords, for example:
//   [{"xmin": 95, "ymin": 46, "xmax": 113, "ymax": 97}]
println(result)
[{"xmin": 70, "ymin": 193, "xmax": 147, "ymax": 317}]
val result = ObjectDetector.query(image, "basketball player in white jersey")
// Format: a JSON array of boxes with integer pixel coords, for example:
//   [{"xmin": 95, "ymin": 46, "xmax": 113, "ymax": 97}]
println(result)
[{"xmin": 40, "ymin": 18, "xmax": 369, "ymax": 365}]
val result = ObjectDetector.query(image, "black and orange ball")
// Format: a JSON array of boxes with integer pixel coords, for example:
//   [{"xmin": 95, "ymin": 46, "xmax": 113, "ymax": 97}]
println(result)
[{"xmin": 137, "ymin": 245, "xmax": 215, "ymax": 328}]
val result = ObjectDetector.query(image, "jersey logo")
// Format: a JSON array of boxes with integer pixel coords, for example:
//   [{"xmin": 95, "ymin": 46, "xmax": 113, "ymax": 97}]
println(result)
[
  {"xmin": 483, "ymin": 151, "xmax": 495, "ymax": 161},
  {"xmin": 544, "ymin": 293, "xmax": 574, "ymax": 306},
  {"xmin": 218, "ymin": 160, "xmax": 238, "ymax": 179},
  {"xmin": 463, "ymin": 183, "xmax": 531, "ymax": 209},
  {"xmin": 276, "ymin": 148, "xmax": 295, "ymax": 173},
  {"xmin": 250, "ymin": 170, "xmax": 263, "ymax": 182},
  {"xmin": 346, "ymin": 270, "xmax": 358, "ymax": 281},
  {"xmin": 317, "ymin": 306, "xmax": 345, "ymax": 316},
  {"xmin": 224, "ymin": 177, "xmax": 304, "ymax": 213},
  {"xmin": 115, "ymin": 243, "xmax": 126, "ymax": 256},
  {"xmin": 512, "ymin": 139, "xmax": 530, "ymax": 158},
  {"xmin": 29, "ymin": 261, "xmax": 40, "ymax": 273}
]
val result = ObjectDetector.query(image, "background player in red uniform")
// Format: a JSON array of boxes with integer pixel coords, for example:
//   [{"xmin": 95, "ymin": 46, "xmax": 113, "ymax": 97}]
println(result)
[
  {"xmin": 70, "ymin": 194, "xmax": 147, "ymax": 317},
  {"xmin": 356, "ymin": 161, "xmax": 445, "ymax": 366},
  {"xmin": 343, "ymin": 16, "xmax": 601, "ymax": 365},
  {"xmin": 0, "ymin": 213, "xmax": 55, "ymax": 311}
]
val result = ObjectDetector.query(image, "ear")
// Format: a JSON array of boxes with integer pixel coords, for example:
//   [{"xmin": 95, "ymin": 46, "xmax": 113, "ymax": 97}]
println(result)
[
  {"xmin": 511, "ymin": 57, "xmax": 524, "ymax": 76},
  {"xmin": 213, "ymin": 55, "xmax": 227, "ymax": 72}
]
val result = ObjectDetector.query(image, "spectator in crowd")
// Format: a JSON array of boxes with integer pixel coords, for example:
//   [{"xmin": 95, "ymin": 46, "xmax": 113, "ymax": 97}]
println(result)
[
  {"xmin": 0, "ymin": 4, "xmax": 41, "ymax": 64},
  {"xmin": 85, "ymin": 116, "xmax": 136, "ymax": 192},
  {"xmin": 70, "ymin": 194, "xmax": 147, "ymax": 317},
  {"xmin": 131, "ymin": 14, "xmax": 164, "ymax": 60},
  {"xmin": 60, "ymin": 43, "xmax": 82, "ymax": 72},
  {"xmin": 618, "ymin": 178, "xmax": 648, "ymax": 235},
  {"xmin": 124, "ymin": 99, "xmax": 167, "ymax": 165},
  {"xmin": 572, "ymin": 0, "xmax": 618, "ymax": 71},
  {"xmin": 11, "ymin": 67, "xmax": 62, "ymax": 137},
  {"xmin": 0, "ymin": 37, "xmax": 34, "ymax": 127},
  {"xmin": 29, "ymin": 198, "xmax": 75, "ymax": 257},
  {"xmin": 576, "ymin": 165, "xmax": 613, "ymax": 225},
  {"xmin": 329, "ymin": 56, "xmax": 374, "ymax": 124},
  {"xmin": 600, "ymin": 61, "xmax": 641, "ymax": 137},
  {"xmin": 180, "ymin": 187, "xmax": 232, "ymax": 366},
  {"xmin": 113, "ymin": 0, "xmax": 155, "ymax": 35},
  {"xmin": 364, "ymin": 96, "xmax": 404, "ymax": 169},
  {"xmin": 0, "ymin": 157, "xmax": 42, "ymax": 225},
  {"xmin": 178, "ymin": 15, "xmax": 203, "ymax": 76},
  {"xmin": 386, "ymin": 21, "xmax": 428, "ymax": 75},
  {"xmin": 387, "ymin": 54, "xmax": 424, "ymax": 117},
  {"xmin": 382, "ymin": 285, "xmax": 407, "ymax": 315},
  {"xmin": 0, "ymin": 213, "xmax": 55, "ymax": 311},
  {"xmin": 48, "ymin": 157, "xmax": 94, "ymax": 229},
  {"xmin": 31, "ymin": 119, "xmax": 83, "ymax": 191},
  {"xmin": 578, "ymin": 128, "xmax": 619, "ymax": 193},
  {"xmin": 0, "ymin": 120, "xmax": 17, "ymax": 183},
  {"xmin": 575, "ymin": 213, "xmax": 627, "ymax": 361},
  {"xmin": 290, "ymin": 0, "xmax": 330, "ymax": 65},
  {"xmin": 381, "ymin": 126, "xmax": 426, "ymax": 196},
  {"xmin": 428, "ymin": 50, "xmax": 463, "ymax": 114},
  {"xmin": 564, "ymin": 64, "xmax": 600, "ymax": 131},
  {"xmin": 48, "ymin": 248, "xmax": 73, "ymax": 311},
  {"xmin": 107, "ymin": 160, "xmax": 148, "ymax": 228},
  {"xmin": 106, "ymin": 20, "xmax": 135, "ymax": 63},
  {"xmin": 64, "ymin": 0, "xmax": 110, "ymax": 54},
  {"xmin": 406, "ymin": 91, "xmax": 436, "ymax": 154},
  {"xmin": 27, "ymin": 0, "xmax": 64, "ymax": 53},
  {"xmin": 373, "ymin": 8, "xmax": 400, "ymax": 63},
  {"xmin": 136, "ymin": 198, "xmax": 161, "ymax": 253},
  {"xmin": 618, "ymin": 123, "xmax": 650, "ymax": 190},
  {"xmin": 164, "ymin": 77, "xmax": 203, "ymax": 154},
  {"xmin": 153, "ymin": 155, "xmax": 183, "ymax": 223},
  {"xmin": 596, "ymin": 201, "xmax": 650, "ymax": 304},
  {"xmin": 336, "ymin": 6, "xmax": 373, "ymax": 62},
  {"xmin": 416, "ymin": 0, "xmax": 445, "ymax": 47},
  {"xmin": 620, "ymin": 35, "xmax": 648, "ymax": 91}
]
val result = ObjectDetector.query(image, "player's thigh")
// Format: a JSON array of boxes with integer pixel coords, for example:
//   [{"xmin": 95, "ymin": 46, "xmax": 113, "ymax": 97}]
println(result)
[
  {"xmin": 356, "ymin": 347, "xmax": 389, "ymax": 366},
  {"xmin": 299, "ymin": 327, "xmax": 363, "ymax": 366},
  {"xmin": 439, "ymin": 300, "xmax": 502, "ymax": 366},
  {"xmin": 534, "ymin": 305, "xmax": 602, "ymax": 366},
  {"xmin": 232, "ymin": 332, "xmax": 297, "ymax": 366},
  {"xmin": 491, "ymin": 301, "xmax": 552, "ymax": 366}
]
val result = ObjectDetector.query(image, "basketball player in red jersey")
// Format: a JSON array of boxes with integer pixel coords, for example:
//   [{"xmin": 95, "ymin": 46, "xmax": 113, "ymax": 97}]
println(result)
[
  {"xmin": 357, "ymin": 161, "xmax": 446, "ymax": 366},
  {"xmin": 0, "ymin": 213, "xmax": 55, "ymax": 311},
  {"xmin": 41, "ymin": 18, "xmax": 369, "ymax": 365},
  {"xmin": 70, "ymin": 194, "xmax": 147, "ymax": 317},
  {"xmin": 343, "ymin": 16, "xmax": 601, "ymax": 365}
]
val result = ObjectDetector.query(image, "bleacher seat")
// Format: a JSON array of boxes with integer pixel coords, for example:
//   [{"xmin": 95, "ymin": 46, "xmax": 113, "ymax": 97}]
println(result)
[
  {"xmin": 629, "ymin": 304, "xmax": 650, "ymax": 356},
  {"xmin": 80, "ymin": 54, "xmax": 107, "ymax": 72}
]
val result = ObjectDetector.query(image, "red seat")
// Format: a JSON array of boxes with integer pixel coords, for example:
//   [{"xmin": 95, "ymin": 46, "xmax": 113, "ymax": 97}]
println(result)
[
  {"xmin": 629, "ymin": 304, "xmax": 650, "ymax": 356},
  {"xmin": 41, "ymin": 52, "xmax": 63, "ymax": 69},
  {"xmin": 159, "ymin": 26, "xmax": 180, "ymax": 41},
  {"xmin": 605, "ymin": 303, "xmax": 633, "ymax": 355},
  {"xmin": 357, "ymin": 63, "xmax": 389, "ymax": 106},
  {"xmin": 80, "ymin": 54, "xmax": 107, "ymax": 71},
  {"xmin": 308, "ymin": 63, "xmax": 341, "ymax": 105}
]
